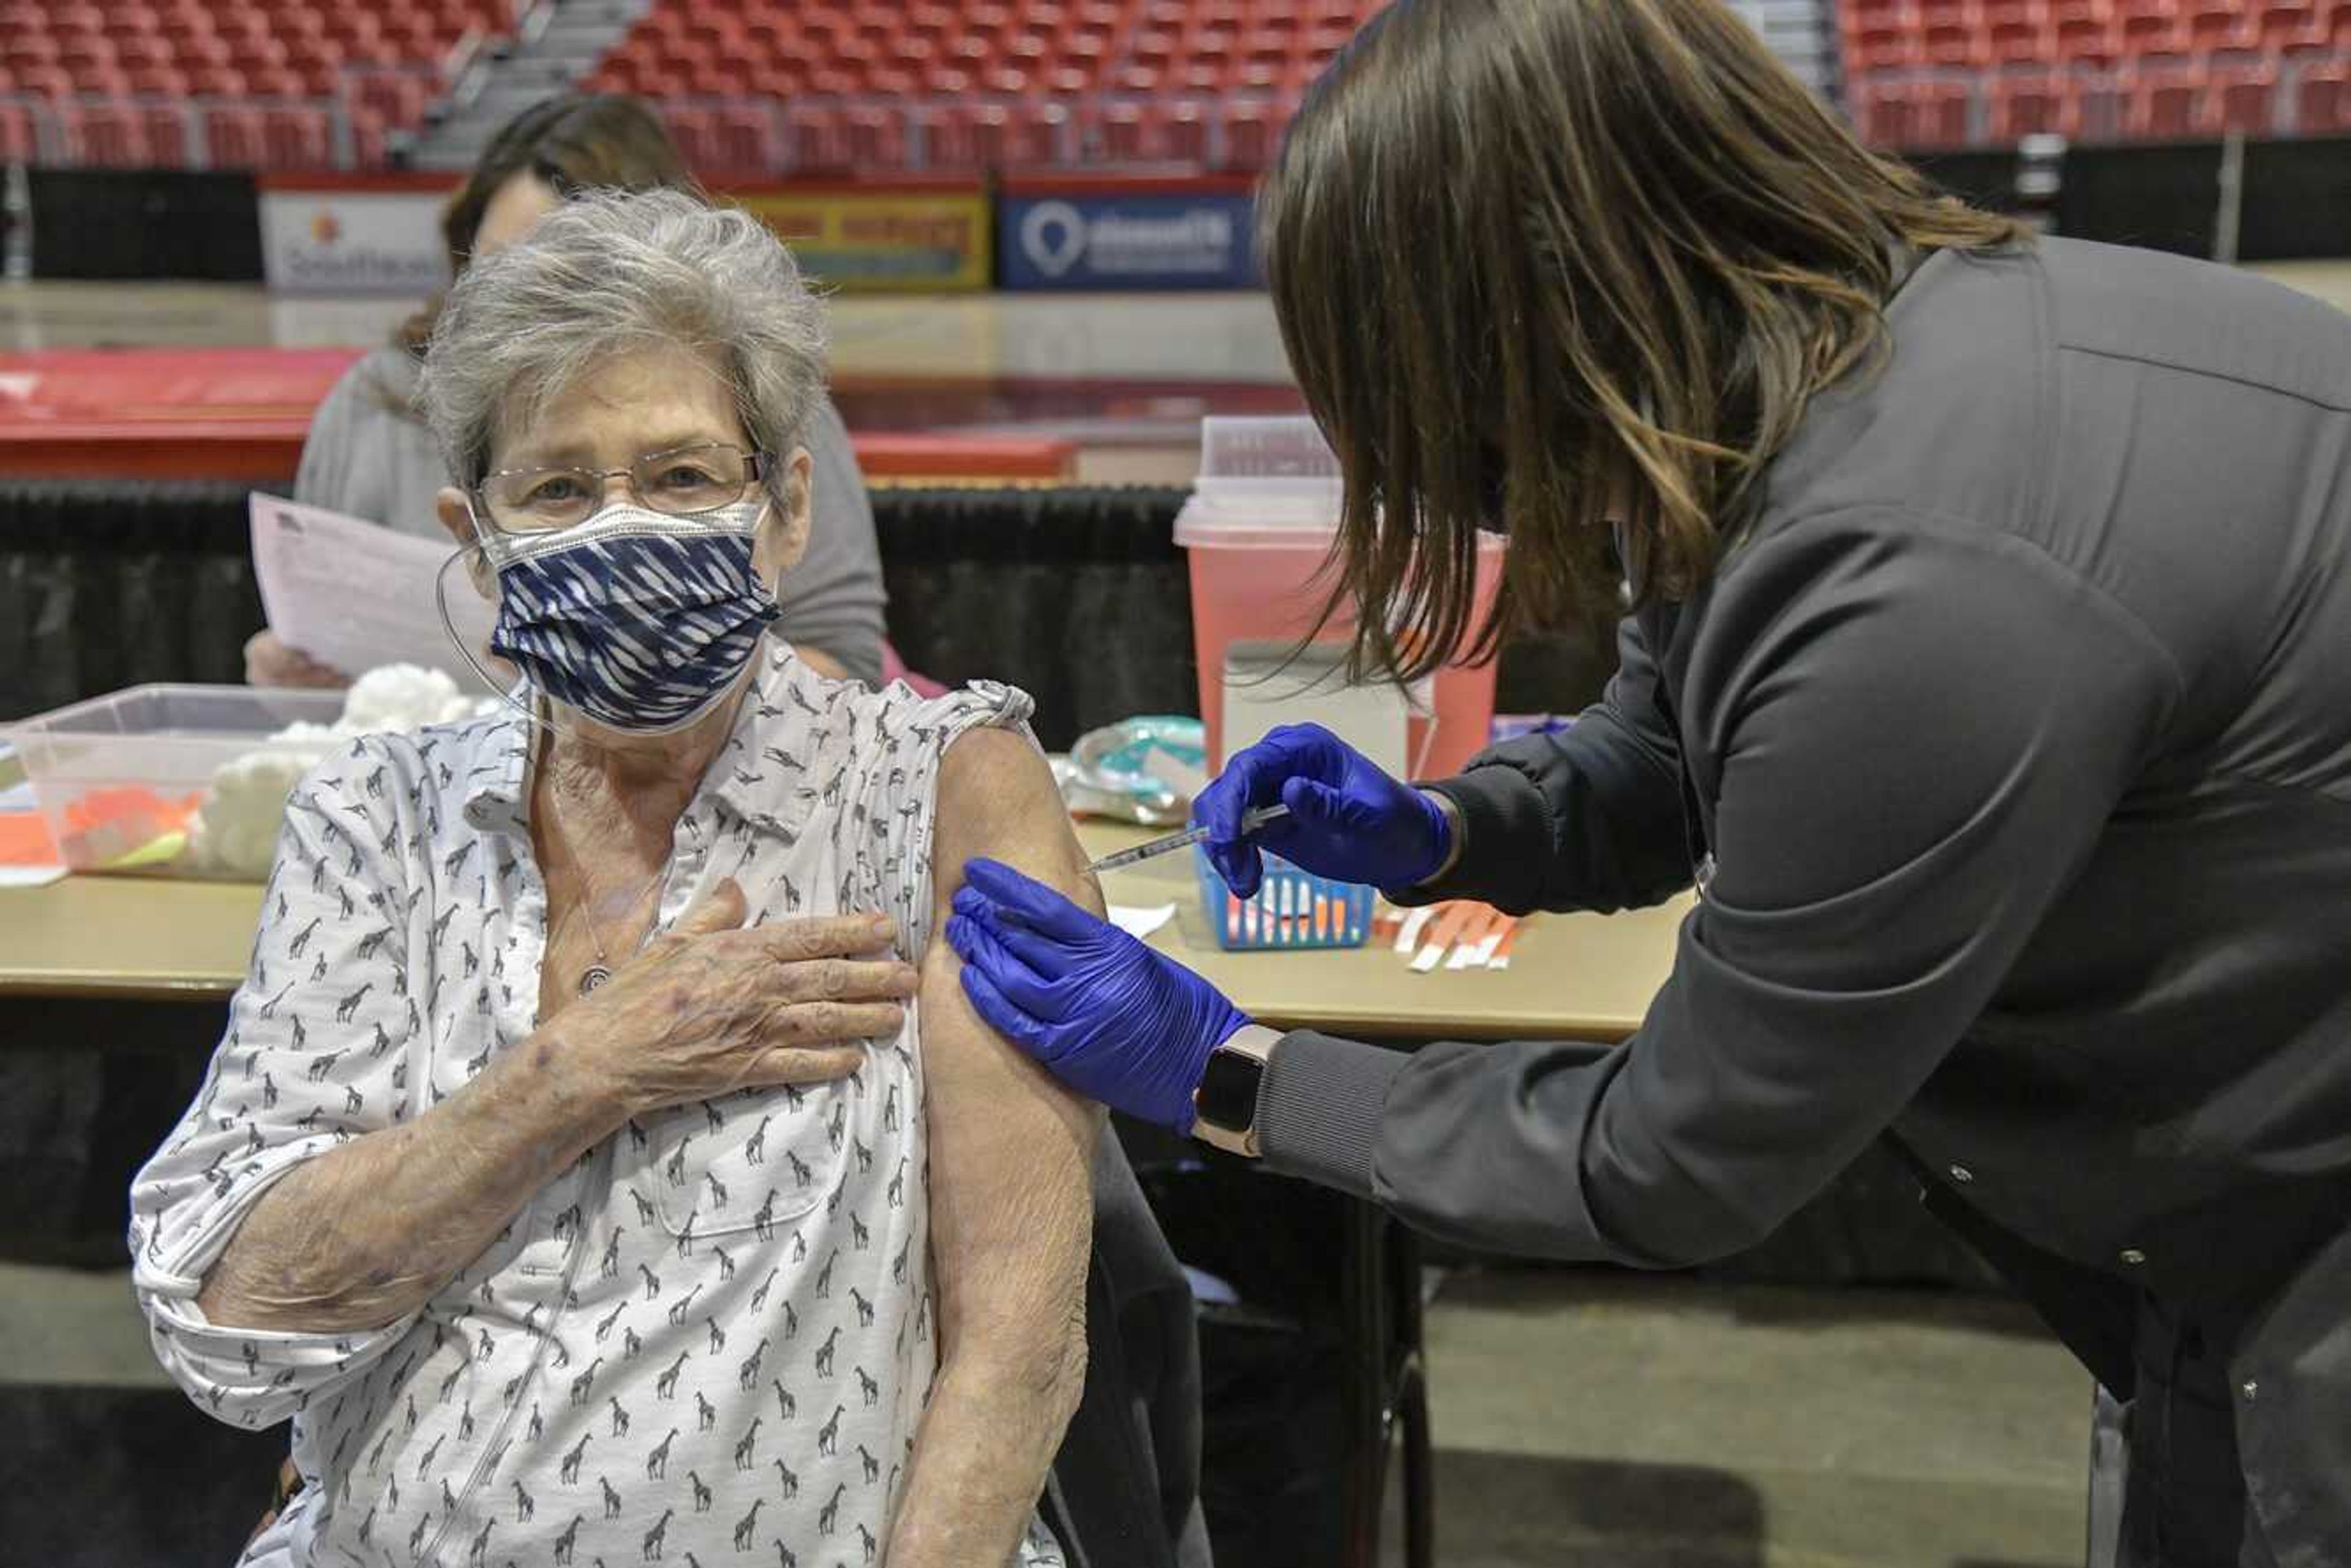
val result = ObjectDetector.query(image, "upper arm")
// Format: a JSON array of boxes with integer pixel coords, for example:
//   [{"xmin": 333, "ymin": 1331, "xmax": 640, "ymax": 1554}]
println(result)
[{"xmin": 917, "ymin": 725, "xmax": 1099, "ymax": 1345}]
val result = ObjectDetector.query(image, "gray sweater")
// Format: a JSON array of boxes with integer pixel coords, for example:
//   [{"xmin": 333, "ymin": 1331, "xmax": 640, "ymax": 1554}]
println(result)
[
  {"xmin": 294, "ymin": 347, "xmax": 888, "ymax": 688},
  {"xmin": 1258, "ymin": 239, "xmax": 2351, "ymax": 1551}
]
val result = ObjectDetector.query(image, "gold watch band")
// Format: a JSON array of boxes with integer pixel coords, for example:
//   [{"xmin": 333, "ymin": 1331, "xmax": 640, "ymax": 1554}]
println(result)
[{"xmin": 1191, "ymin": 1024, "xmax": 1281, "ymax": 1159}]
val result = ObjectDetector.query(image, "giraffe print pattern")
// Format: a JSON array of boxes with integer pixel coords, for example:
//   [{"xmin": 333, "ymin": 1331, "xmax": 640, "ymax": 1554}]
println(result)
[{"xmin": 130, "ymin": 643, "xmax": 1066, "ymax": 1568}]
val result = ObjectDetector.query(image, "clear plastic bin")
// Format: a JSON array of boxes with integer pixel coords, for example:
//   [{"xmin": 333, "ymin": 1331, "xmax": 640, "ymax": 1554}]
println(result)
[
  {"xmin": 1176, "ymin": 416, "xmax": 1505, "ymax": 778},
  {"xmin": 5, "ymin": 684, "xmax": 348, "ymax": 879}
]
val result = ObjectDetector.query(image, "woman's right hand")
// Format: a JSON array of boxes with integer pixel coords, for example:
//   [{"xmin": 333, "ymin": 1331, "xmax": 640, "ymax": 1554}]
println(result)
[
  {"xmin": 571, "ymin": 879, "xmax": 917, "ymax": 1117},
  {"xmin": 244, "ymin": 630, "xmax": 351, "ymax": 689},
  {"xmin": 1194, "ymin": 722, "xmax": 1454, "ymax": 898}
]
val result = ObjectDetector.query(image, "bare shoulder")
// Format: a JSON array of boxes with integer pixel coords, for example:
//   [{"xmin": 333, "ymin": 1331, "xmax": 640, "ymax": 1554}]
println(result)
[
  {"xmin": 937, "ymin": 725, "xmax": 1054, "ymax": 824},
  {"xmin": 933, "ymin": 726, "xmax": 1100, "ymax": 913}
]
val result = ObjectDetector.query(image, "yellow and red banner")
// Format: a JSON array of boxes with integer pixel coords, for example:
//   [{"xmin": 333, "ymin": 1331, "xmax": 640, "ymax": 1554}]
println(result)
[{"xmin": 726, "ymin": 181, "xmax": 992, "ymax": 293}]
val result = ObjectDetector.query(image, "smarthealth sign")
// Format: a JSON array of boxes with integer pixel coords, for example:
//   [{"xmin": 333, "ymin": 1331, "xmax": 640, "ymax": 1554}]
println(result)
[
  {"xmin": 258, "ymin": 177, "xmax": 456, "ymax": 297},
  {"xmin": 999, "ymin": 181, "xmax": 1259, "ymax": 291}
]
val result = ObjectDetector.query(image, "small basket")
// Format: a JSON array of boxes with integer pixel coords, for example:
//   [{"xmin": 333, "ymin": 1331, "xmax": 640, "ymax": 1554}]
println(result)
[{"xmin": 1195, "ymin": 844, "xmax": 1374, "ymax": 951}]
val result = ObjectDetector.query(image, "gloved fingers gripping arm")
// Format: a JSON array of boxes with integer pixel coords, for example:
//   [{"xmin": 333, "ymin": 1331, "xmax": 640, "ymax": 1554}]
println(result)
[{"xmin": 947, "ymin": 858, "xmax": 1251, "ymax": 1133}]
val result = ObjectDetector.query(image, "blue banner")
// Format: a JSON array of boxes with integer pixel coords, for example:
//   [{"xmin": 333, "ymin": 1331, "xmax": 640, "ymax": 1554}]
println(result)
[{"xmin": 998, "ymin": 192, "xmax": 1259, "ymax": 290}]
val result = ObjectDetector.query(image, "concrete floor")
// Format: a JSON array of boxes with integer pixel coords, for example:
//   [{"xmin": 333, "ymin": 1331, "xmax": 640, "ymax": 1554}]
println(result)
[
  {"xmin": 1383, "ymin": 1269, "xmax": 2088, "ymax": 1568},
  {"xmin": 1, "ymin": 1259, "xmax": 2090, "ymax": 1567}
]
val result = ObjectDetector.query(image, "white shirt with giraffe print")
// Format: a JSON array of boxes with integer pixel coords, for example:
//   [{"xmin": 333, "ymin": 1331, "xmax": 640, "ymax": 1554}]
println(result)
[{"xmin": 130, "ymin": 642, "xmax": 1068, "ymax": 1568}]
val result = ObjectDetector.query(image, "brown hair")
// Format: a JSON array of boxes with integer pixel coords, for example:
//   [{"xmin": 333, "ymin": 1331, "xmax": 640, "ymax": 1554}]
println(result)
[
  {"xmin": 1261, "ymin": 0, "xmax": 2029, "ymax": 681},
  {"xmin": 393, "ymin": 94, "xmax": 699, "ymax": 358}
]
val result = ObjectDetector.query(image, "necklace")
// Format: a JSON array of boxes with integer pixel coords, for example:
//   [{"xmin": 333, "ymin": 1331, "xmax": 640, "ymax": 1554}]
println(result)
[
  {"xmin": 568, "ymin": 858, "xmax": 659, "ymax": 997},
  {"xmin": 549, "ymin": 790, "xmax": 666, "ymax": 999}
]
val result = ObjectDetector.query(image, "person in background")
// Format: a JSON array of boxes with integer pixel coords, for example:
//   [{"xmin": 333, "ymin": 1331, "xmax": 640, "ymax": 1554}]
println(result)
[{"xmin": 249, "ymin": 93, "xmax": 887, "ymax": 690}]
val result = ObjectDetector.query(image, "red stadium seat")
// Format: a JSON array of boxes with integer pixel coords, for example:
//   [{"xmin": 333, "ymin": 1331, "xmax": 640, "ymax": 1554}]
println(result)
[
  {"xmin": 1921, "ymin": 19, "xmax": 1978, "ymax": 62},
  {"xmin": 2117, "ymin": 11, "xmax": 2187, "ymax": 54},
  {"xmin": 1217, "ymin": 98, "xmax": 1285, "ymax": 171},
  {"xmin": 348, "ymin": 107, "xmax": 388, "ymax": 167},
  {"xmin": 2124, "ymin": 72, "xmax": 2202, "ymax": 138},
  {"xmin": 2203, "ymin": 65, "xmax": 2278, "ymax": 133},
  {"xmin": 1989, "ymin": 73, "xmax": 2077, "ymax": 138},
  {"xmin": 0, "ymin": 102, "xmax": 33, "ymax": 163},
  {"xmin": 63, "ymin": 103, "xmax": 151, "ymax": 168},
  {"xmin": 202, "ymin": 104, "xmax": 266, "ymax": 165},
  {"xmin": 1087, "ymin": 100, "xmax": 1169, "ymax": 163},
  {"xmin": 786, "ymin": 103, "xmax": 907, "ymax": 173},
  {"xmin": 261, "ymin": 104, "xmax": 330, "ymax": 167},
  {"xmin": 661, "ymin": 104, "xmax": 720, "ymax": 170},
  {"xmin": 142, "ymin": 102, "xmax": 193, "ymax": 163},
  {"xmin": 1910, "ymin": 80, "xmax": 1975, "ymax": 146},
  {"xmin": 2052, "ymin": 14, "xmax": 2120, "ymax": 64},
  {"xmin": 2292, "ymin": 59, "xmax": 2348, "ymax": 132},
  {"xmin": 713, "ymin": 105, "xmax": 777, "ymax": 174},
  {"xmin": 187, "ymin": 64, "xmax": 248, "ymax": 97},
  {"xmin": 130, "ymin": 64, "xmax": 190, "ymax": 96},
  {"xmin": 119, "ymin": 34, "xmax": 176, "ymax": 70},
  {"xmin": 15, "ymin": 66, "xmax": 78, "ymax": 99},
  {"xmin": 248, "ymin": 67, "xmax": 307, "ymax": 99},
  {"xmin": 1850, "ymin": 21, "xmax": 1918, "ymax": 70},
  {"xmin": 920, "ymin": 100, "xmax": 1068, "ymax": 170},
  {"xmin": 1979, "ymin": 1, "xmax": 2047, "ymax": 31},
  {"xmin": 1854, "ymin": 81, "xmax": 1914, "ymax": 148},
  {"xmin": 2186, "ymin": 4, "xmax": 2258, "ymax": 52},
  {"xmin": 1984, "ymin": 20, "xmax": 2050, "ymax": 64}
]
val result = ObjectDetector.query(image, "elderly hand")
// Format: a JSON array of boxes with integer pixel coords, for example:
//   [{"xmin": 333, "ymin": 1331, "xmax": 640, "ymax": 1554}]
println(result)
[
  {"xmin": 1194, "ymin": 722, "xmax": 1452, "ymax": 898},
  {"xmin": 243, "ymin": 629, "xmax": 351, "ymax": 690},
  {"xmin": 571, "ymin": 878, "xmax": 917, "ymax": 1117},
  {"xmin": 944, "ymin": 858, "xmax": 1250, "ymax": 1133}
]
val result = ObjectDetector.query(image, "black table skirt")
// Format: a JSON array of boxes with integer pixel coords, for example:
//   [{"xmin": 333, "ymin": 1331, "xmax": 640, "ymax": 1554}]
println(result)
[{"xmin": 0, "ymin": 479, "xmax": 1614, "ymax": 745}]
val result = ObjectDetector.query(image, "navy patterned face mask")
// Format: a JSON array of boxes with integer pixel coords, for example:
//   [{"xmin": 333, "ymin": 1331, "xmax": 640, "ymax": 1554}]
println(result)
[{"xmin": 486, "ymin": 498, "xmax": 781, "ymax": 733}]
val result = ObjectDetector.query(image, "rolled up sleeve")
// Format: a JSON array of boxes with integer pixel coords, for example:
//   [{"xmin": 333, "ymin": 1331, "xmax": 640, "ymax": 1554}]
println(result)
[
  {"xmin": 1263, "ymin": 517, "xmax": 2178, "ymax": 1267},
  {"xmin": 128, "ymin": 743, "xmax": 425, "ymax": 1427}
]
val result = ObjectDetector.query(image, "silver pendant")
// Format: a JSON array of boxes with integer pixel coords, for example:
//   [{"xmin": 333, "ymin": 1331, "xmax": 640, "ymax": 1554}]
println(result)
[{"xmin": 577, "ymin": 964, "xmax": 612, "ymax": 998}]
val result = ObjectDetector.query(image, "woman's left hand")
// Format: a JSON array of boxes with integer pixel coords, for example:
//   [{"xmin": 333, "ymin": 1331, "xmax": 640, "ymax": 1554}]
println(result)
[{"xmin": 945, "ymin": 858, "xmax": 1251, "ymax": 1133}]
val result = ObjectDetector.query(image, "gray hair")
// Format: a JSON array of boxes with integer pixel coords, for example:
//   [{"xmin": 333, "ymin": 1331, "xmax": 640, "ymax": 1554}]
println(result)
[{"xmin": 417, "ymin": 187, "xmax": 827, "ymax": 505}]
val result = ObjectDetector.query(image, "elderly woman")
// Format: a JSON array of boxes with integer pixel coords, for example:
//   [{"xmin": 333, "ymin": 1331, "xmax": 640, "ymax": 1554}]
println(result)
[{"xmin": 130, "ymin": 189, "xmax": 1098, "ymax": 1568}]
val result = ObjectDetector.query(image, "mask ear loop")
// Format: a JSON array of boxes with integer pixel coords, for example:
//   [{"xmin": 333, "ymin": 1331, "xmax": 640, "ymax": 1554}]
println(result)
[{"xmin": 433, "ymin": 536, "xmax": 591, "ymax": 745}]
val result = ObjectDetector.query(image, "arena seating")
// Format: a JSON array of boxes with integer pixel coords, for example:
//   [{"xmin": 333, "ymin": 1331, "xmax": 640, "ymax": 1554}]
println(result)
[
  {"xmin": 1842, "ymin": 0, "xmax": 2351, "ymax": 147},
  {"xmin": 582, "ymin": 0, "xmax": 1384, "ymax": 174},
  {"xmin": 0, "ymin": 0, "xmax": 520, "ymax": 169}
]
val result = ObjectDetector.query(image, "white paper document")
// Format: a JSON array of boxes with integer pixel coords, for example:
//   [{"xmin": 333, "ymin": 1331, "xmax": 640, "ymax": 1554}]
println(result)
[
  {"xmin": 1108, "ymin": 902, "xmax": 1177, "ymax": 940},
  {"xmin": 250, "ymin": 494, "xmax": 501, "ymax": 692}
]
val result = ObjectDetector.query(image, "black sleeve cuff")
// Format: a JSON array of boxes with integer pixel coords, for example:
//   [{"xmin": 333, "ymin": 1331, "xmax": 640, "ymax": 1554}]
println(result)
[
  {"xmin": 1387, "ymin": 765, "xmax": 1553, "ymax": 912},
  {"xmin": 1254, "ymin": 1030, "xmax": 1411, "ymax": 1199}
]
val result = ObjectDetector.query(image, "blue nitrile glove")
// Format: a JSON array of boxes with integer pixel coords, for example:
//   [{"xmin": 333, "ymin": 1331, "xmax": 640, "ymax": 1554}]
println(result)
[
  {"xmin": 1194, "ymin": 722, "xmax": 1452, "ymax": 898},
  {"xmin": 944, "ymin": 858, "xmax": 1250, "ymax": 1134}
]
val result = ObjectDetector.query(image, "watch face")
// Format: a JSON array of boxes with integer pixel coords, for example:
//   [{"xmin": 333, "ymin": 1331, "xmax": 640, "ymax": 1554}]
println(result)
[{"xmin": 1196, "ymin": 1048, "xmax": 1265, "ymax": 1134}]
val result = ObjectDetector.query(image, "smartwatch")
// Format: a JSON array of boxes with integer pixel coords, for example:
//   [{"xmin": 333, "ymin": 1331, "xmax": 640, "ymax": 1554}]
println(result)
[{"xmin": 1191, "ymin": 1024, "xmax": 1281, "ymax": 1158}]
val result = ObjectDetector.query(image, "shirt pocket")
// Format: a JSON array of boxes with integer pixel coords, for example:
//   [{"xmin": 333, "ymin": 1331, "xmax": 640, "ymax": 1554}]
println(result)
[{"xmin": 640, "ymin": 1082, "xmax": 850, "ymax": 1243}]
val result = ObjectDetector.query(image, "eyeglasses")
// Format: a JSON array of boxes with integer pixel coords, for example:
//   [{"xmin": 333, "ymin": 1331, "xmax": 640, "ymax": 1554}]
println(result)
[{"xmin": 476, "ymin": 443, "xmax": 770, "ymax": 533}]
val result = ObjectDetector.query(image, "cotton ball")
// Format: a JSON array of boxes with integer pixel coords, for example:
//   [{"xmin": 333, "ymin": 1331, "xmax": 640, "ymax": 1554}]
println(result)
[
  {"xmin": 186, "ymin": 746, "xmax": 322, "ymax": 878},
  {"xmin": 340, "ymin": 664, "xmax": 471, "ymax": 733}
]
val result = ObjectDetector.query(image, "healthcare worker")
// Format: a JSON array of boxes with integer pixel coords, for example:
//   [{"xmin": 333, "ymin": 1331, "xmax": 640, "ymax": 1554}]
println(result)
[{"xmin": 943, "ymin": 2, "xmax": 2351, "ymax": 1564}]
